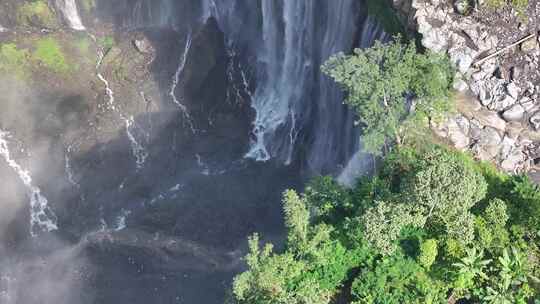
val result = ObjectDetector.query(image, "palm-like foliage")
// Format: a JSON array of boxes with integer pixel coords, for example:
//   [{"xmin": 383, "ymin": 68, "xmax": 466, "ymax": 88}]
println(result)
[{"xmin": 453, "ymin": 247, "xmax": 491, "ymax": 279}]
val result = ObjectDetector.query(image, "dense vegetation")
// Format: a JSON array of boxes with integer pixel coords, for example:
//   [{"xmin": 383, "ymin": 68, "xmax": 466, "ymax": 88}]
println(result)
[
  {"xmin": 232, "ymin": 145, "xmax": 540, "ymax": 303},
  {"xmin": 230, "ymin": 39, "xmax": 540, "ymax": 303},
  {"xmin": 322, "ymin": 38, "xmax": 454, "ymax": 154},
  {"xmin": 16, "ymin": 0, "xmax": 58, "ymax": 29}
]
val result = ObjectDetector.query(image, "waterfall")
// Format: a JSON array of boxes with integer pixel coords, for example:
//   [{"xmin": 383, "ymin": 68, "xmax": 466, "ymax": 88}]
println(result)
[
  {"xmin": 244, "ymin": 1, "xmax": 315, "ymax": 162},
  {"xmin": 55, "ymin": 0, "xmax": 85, "ymax": 31},
  {"xmin": 199, "ymin": 0, "xmax": 363, "ymax": 171},
  {"xmin": 0, "ymin": 130, "xmax": 58, "ymax": 236},
  {"xmin": 135, "ymin": 1, "xmax": 383, "ymax": 174},
  {"xmin": 96, "ymin": 51, "xmax": 149, "ymax": 170},
  {"xmin": 65, "ymin": 144, "xmax": 80, "ymax": 188},
  {"xmin": 0, "ymin": 24, "xmax": 6, "ymax": 32},
  {"xmin": 170, "ymin": 32, "xmax": 196, "ymax": 133},
  {"xmin": 127, "ymin": 0, "xmax": 174, "ymax": 29}
]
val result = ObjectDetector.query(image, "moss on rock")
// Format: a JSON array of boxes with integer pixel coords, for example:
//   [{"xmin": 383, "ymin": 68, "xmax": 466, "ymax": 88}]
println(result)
[
  {"xmin": 32, "ymin": 37, "xmax": 70, "ymax": 73},
  {"xmin": 16, "ymin": 0, "xmax": 58, "ymax": 29},
  {"xmin": 0, "ymin": 43, "xmax": 30, "ymax": 79}
]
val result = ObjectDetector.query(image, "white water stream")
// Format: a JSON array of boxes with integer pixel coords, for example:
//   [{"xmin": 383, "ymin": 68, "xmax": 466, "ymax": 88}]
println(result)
[
  {"xmin": 0, "ymin": 130, "xmax": 58, "ymax": 236},
  {"xmin": 96, "ymin": 51, "xmax": 149, "ymax": 170},
  {"xmin": 55, "ymin": 0, "xmax": 86, "ymax": 31},
  {"xmin": 170, "ymin": 32, "xmax": 196, "ymax": 133},
  {"xmin": 65, "ymin": 144, "xmax": 80, "ymax": 188}
]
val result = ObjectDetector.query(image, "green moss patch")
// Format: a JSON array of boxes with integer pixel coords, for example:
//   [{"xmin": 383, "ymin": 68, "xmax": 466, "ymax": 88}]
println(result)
[
  {"xmin": 32, "ymin": 37, "xmax": 70, "ymax": 73},
  {"xmin": 81, "ymin": 0, "xmax": 97, "ymax": 12},
  {"xmin": 0, "ymin": 43, "xmax": 30, "ymax": 79},
  {"xmin": 17, "ymin": 0, "xmax": 58, "ymax": 29}
]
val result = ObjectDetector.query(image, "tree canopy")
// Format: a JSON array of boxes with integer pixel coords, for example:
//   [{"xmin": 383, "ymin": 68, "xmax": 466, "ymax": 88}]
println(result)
[
  {"xmin": 231, "ymin": 145, "xmax": 540, "ymax": 303},
  {"xmin": 322, "ymin": 38, "xmax": 454, "ymax": 154}
]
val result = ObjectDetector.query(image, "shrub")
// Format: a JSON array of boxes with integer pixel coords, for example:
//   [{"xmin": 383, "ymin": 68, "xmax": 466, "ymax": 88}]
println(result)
[
  {"xmin": 418, "ymin": 239, "xmax": 438, "ymax": 269},
  {"xmin": 0, "ymin": 43, "xmax": 30, "ymax": 79},
  {"xmin": 32, "ymin": 37, "xmax": 70, "ymax": 73},
  {"xmin": 17, "ymin": 1, "xmax": 58, "ymax": 28}
]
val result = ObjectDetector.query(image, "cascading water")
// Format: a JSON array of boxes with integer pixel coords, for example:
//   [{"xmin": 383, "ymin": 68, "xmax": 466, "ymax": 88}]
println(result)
[
  {"xmin": 96, "ymin": 51, "xmax": 149, "ymax": 170},
  {"xmin": 170, "ymin": 32, "xmax": 196, "ymax": 133},
  {"xmin": 201, "ymin": 0, "xmax": 366, "ymax": 172},
  {"xmin": 0, "ymin": 130, "xmax": 57, "ymax": 236},
  {"xmin": 65, "ymin": 144, "xmax": 80, "ymax": 188},
  {"xmin": 244, "ymin": 0, "xmax": 316, "ymax": 162},
  {"xmin": 55, "ymin": 0, "xmax": 86, "ymax": 31}
]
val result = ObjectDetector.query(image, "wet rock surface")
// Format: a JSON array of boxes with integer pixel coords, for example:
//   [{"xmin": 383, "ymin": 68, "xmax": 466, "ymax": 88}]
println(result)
[{"xmin": 0, "ymin": 2, "xmax": 297, "ymax": 303}]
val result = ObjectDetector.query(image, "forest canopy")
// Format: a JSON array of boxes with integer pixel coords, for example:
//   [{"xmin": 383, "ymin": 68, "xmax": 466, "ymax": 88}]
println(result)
[{"xmin": 231, "ymin": 144, "xmax": 540, "ymax": 303}]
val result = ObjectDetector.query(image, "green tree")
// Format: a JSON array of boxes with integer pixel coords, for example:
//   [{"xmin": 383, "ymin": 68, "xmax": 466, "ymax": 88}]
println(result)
[
  {"xmin": 360, "ymin": 201, "xmax": 426, "ymax": 255},
  {"xmin": 232, "ymin": 234, "xmax": 331, "ymax": 304},
  {"xmin": 418, "ymin": 239, "xmax": 438, "ymax": 269},
  {"xmin": 322, "ymin": 38, "xmax": 453, "ymax": 154},
  {"xmin": 351, "ymin": 254, "xmax": 447, "ymax": 304},
  {"xmin": 402, "ymin": 148, "xmax": 487, "ymax": 244}
]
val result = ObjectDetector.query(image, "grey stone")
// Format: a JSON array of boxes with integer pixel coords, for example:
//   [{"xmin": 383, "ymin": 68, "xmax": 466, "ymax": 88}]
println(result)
[
  {"xmin": 454, "ymin": 0, "xmax": 470, "ymax": 15},
  {"xmin": 473, "ymin": 109, "xmax": 507, "ymax": 131},
  {"xmin": 446, "ymin": 116, "xmax": 470, "ymax": 149},
  {"xmin": 521, "ymin": 38, "xmax": 539, "ymax": 52},
  {"xmin": 530, "ymin": 112, "xmax": 540, "ymax": 130},
  {"xmin": 473, "ymin": 127, "xmax": 502, "ymax": 160},
  {"xmin": 453, "ymin": 78, "xmax": 469, "ymax": 91},
  {"xmin": 510, "ymin": 66, "xmax": 522, "ymax": 81},
  {"xmin": 502, "ymin": 104, "xmax": 525, "ymax": 122},
  {"xmin": 133, "ymin": 38, "xmax": 153, "ymax": 54},
  {"xmin": 506, "ymin": 82, "xmax": 520, "ymax": 100},
  {"xmin": 500, "ymin": 147, "xmax": 524, "ymax": 172},
  {"xmin": 489, "ymin": 95, "xmax": 516, "ymax": 112}
]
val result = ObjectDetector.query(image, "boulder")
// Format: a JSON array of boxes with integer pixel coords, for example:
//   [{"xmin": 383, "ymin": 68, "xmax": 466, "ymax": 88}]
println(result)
[
  {"xmin": 446, "ymin": 116, "xmax": 470, "ymax": 149},
  {"xmin": 489, "ymin": 95, "xmax": 516, "ymax": 112},
  {"xmin": 472, "ymin": 77, "xmax": 506, "ymax": 107},
  {"xmin": 473, "ymin": 127, "xmax": 502, "ymax": 160},
  {"xmin": 530, "ymin": 112, "xmax": 540, "ymax": 130},
  {"xmin": 472, "ymin": 108, "xmax": 507, "ymax": 131},
  {"xmin": 453, "ymin": 0, "xmax": 471, "ymax": 15},
  {"xmin": 500, "ymin": 148, "xmax": 524, "ymax": 172},
  {"xmin": 506, "ymin": 82, "xmax": 521, "ymax": 99},
  {"xmin": 133, "ymin": 38, "xmax": 154, "ymax": 54},
  {"xmin": 505, "ymin": 122, "xmax": 524, "ymax": 140},
  {"xmin": 521, "ymin": 38, "xmax": 539, "ymax": 52},
  {"xmin": 502, "ymin": 104, "xmax": 525, "ymax": 122}
]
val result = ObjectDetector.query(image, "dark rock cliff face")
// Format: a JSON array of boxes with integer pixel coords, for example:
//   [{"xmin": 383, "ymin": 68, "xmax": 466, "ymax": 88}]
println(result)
[{"xmin": 0, "ymin": 1, "xmax": 385, "ymax": 303}]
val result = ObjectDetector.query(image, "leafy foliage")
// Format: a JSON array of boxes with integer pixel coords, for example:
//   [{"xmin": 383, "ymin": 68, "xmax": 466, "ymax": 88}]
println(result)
[
  {"xmin": 231, "ymin": 144, "xmax": 539, "ymax": 303},
  {"xmin": 322, "ymin": 38, "xmax": 454, "ymax": 154},
  {"xmin": 418, "ymin": 239, "xmax": 438, "ymax": 269},
  {"xmin": 360, "ymin": 201, "xmax": 425, "ymax": 255},
  {"xmin": 351, "ymin": 254, "xmax": 447, "ymax": 304},
  {"xmin": 0, "ymin": 43, "xmax": 30, "ymax": 79},
  {"xmin": 486, "ymin": 0, "xmax": 529, "ymax": 18}
]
